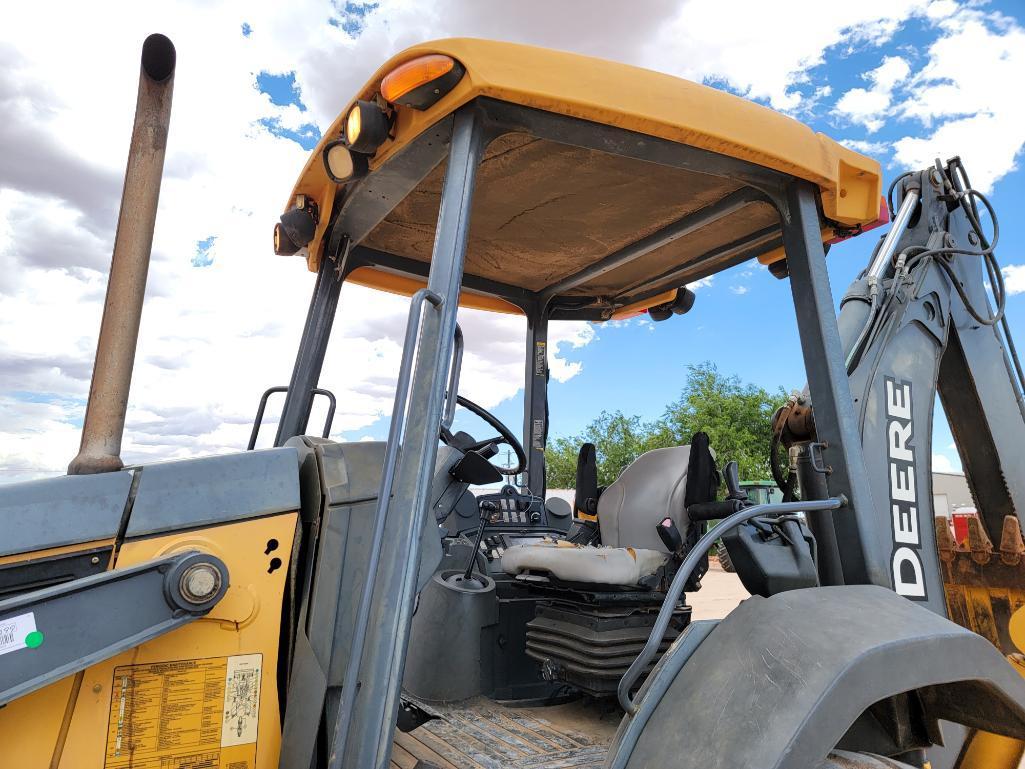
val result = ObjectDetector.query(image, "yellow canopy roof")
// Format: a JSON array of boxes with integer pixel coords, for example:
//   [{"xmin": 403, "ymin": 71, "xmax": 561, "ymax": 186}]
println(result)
[{"xmin": 287, "ymin": 38, "xmax": 882, "ymax": 313}]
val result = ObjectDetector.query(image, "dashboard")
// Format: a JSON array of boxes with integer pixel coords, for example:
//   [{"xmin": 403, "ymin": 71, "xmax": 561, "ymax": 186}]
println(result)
[{"xmin": 443, "ymin": 485, "xmax": 573, "ymax": 548}]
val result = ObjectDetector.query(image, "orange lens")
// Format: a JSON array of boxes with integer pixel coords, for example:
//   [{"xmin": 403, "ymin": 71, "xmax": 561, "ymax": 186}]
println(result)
[{"xmin": 381, "ymin": 54, "xmax": 456, "ymax": 103}]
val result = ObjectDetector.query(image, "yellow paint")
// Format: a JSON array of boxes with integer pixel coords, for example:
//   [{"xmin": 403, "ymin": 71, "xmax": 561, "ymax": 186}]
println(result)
[
  {"xmin": 346, "ymin": 265, "xmax": 523, "ymax": 314},
  {"xmin": 610, "ymin": 289, "xmax": 678, "ymax": 320},
  {"xmin": 757, "ymin": 228, "xmax": 833, "ymax": 267},
  {"xmin": 0, "ymin": 539, "xmax": 114, "ymax": 567},
  {"xmin": 288, "ymin": 38, "xmax": 882, "ymax": 273},
  {"xmin": 0, "ymin": 513, "xmax": 297, "ymax": 769},
  {"xmin": 1010, "ymin": 605, "xmax": 1025, "ymax": 653}
]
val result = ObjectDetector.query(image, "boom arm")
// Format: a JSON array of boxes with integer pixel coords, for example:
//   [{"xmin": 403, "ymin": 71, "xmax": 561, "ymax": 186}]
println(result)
[{"xmin": 787, "ymin": 159, "xmax": 1025, "ymax": 617}]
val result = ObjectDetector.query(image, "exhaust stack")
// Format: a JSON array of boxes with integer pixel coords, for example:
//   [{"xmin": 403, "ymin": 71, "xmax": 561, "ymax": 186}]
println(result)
[{"xmin": 68, "ymin": 34, "xmax": 176, "ymax": 475}]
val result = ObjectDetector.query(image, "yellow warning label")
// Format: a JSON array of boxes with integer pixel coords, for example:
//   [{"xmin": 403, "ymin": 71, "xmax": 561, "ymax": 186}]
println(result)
[{"xmin": 104, "ymin": 654, "xmax": 262, "ymax": 769}]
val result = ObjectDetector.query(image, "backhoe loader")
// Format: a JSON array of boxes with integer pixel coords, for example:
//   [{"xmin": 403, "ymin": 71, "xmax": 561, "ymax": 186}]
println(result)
[{"xmin": 3, "ymin": 32, "xmax": 1025, "ymax": 769}]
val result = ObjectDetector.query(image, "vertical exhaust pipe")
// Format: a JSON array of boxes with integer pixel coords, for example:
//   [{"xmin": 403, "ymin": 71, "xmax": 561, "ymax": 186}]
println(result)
[{"xmin": 68, "ymin": 34, "xmax": 176, "ymax": 475}]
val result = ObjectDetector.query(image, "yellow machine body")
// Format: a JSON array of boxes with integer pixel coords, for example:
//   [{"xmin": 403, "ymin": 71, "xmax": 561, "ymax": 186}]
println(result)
[{"xmin": 1, "ymin": 514, "xmax": 297, "ymax": 769}]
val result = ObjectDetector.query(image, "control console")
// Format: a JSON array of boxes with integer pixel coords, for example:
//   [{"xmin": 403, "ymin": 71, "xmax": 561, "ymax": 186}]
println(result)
[{"xmin": 477, "ymin": 485, "xmax": 545, "ymax": 526}]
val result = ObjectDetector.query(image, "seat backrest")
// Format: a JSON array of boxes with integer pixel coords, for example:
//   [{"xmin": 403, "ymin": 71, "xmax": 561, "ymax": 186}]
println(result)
[{"xmin": 597, "ymin": 445, "xmax": 691, "ymax": 552}]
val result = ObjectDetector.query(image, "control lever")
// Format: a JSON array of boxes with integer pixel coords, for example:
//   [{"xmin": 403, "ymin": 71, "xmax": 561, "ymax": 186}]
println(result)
[
  {"xmin": 656, "ymin": 517, "xmax": 685, "ymax": 559},
  {"xmin": 723, "ymin": 460, "xmax": 748, "ymax": 502},
  {"xmin": 464, "ymin": 501, "xmax": 496, "ymax": 580}
]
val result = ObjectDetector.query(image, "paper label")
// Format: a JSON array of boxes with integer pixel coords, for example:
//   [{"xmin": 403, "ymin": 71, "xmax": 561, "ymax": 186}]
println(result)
[
  {"xmin": 0, "ymin": 612, "xmax": 37, "ymax": 656},
  {"xmin": 104, "ymin": 654, "xmax": 262, "ymax": 769}
]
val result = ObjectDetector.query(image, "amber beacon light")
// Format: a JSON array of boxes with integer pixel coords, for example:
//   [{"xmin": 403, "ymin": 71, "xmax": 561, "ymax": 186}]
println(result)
[{"xmin": 381, "ymin": 54, "xmax": 464, "ymax": 109}]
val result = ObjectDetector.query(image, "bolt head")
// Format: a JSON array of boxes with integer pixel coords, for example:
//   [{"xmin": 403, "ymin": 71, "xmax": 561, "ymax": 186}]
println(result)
[{"xmin": 179, "ymin": 563, "xmax": 222, "ymax": 604}]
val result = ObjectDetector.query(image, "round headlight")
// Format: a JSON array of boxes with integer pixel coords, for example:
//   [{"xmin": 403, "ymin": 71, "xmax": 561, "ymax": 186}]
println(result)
[
  {"xmin": 345, "ymin": 100, "xmax": 389, "ymax": 155},
  {"xmin": 323, "ymin": 140, "xmax": 369, "ymax": 183}
]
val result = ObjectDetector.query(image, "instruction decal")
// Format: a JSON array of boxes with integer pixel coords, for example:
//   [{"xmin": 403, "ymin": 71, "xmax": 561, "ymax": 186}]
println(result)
[
  {"xmin": 0, "ymin": 612, "xmax": 37, "ymax": 656},
  {"xmin": 534, "ymin": 341, "xmax": 546, "ymax": 376},
  {"xmin": 104, "ymin": 654, "xmax": 262, "ymax": 769}
]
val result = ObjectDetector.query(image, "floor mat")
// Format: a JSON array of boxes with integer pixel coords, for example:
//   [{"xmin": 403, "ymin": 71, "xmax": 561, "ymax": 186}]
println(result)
[{"xmin": 391, "ymin": 697, "xmax": 616, "ymax": 769}]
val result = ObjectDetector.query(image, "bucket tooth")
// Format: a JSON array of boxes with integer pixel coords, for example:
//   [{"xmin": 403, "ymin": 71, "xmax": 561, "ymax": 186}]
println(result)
[
  {"xmin": 999, "ymin": 515, "xmax": 1025, "ymax": 567},
  {"xmin": 967, "ymin": 515, "xmax": 994, "ymax": 565},
  {"xmin": 935, "ymin": 516, "xmax": 957, "ymax": 563}
]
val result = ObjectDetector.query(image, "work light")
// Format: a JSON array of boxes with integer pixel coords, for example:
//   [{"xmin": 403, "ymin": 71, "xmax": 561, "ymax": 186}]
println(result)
[
  {"xmin": 345, "ymin": 100, "xmax": 389, "ymax": 154},
  {"xmin": 323, "ymin": 139, "xmax": 368, "ymax": 183},
  {"xmin": 381, "ymin": 54, "xmax": 464, "ymax": 110}
]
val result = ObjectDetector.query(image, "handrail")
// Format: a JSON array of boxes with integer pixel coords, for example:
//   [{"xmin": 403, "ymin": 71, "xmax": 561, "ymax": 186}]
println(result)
[
  {"xmin": 617, "ymin": 496, "xmax": 845, "ymax": 714},
  {"xmin": 247, "ymin": 386, "xmax": 337, "ymax": 450},
  {"xmin": 442, "ymin": 323, "xmax": 464, "ymax": 430},
  {"xmin": 330, "ymin": 287, "xmax": 443, "ymax": 754}
]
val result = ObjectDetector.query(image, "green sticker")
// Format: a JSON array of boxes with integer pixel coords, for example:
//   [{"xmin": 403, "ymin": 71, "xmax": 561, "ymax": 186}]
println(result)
[{"xmin": 25, "ymin": 630, "xmax": 44, "ymax": 649}]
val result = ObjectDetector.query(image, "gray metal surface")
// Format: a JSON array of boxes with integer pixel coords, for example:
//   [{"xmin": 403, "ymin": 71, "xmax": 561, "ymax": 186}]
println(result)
[
  {"xmin": 0, "ymin": 550, "xmax": 227, "ymax": 705},
  {"xmin": 605, "ymin": 620, "xmax": 718, "ymax": 769},
  {"xmin": 69, "ymin": 35, "xmax": 176, "ymax": 475},
  {"xmin": 837, "ymin": 171, "xmax": 1025, "ymax": 612},
  {"xmin": 125, "ymin": 448, "xmax": 300, "ymax": 537},
  {"xmin": 781, "ymin": 180, "xmax": 887, "ymax": 589},
  {"xmin": 620, "ymin": 586, "xmax": 1025, "ymax": 769},
  {"xmin": 0, "ymin": 470, "xmax": 133, "ymax": 557},
  {"xmin": 330, "ymin": 105, "xmax": 486, "ymax": 769},
  {"xmin": 276, "ymin": 254, "xmax": 344, "ymax": 444},
  {"xmin": 523, "ymin": 308, "xmax": 548, "ymax": 495},
  {"xmin": 403, "ymin": 569, "xmax": 498, "ymax": 702}
]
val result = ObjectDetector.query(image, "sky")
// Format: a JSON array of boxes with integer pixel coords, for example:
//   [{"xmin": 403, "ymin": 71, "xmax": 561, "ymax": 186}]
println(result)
[{"xmin": 2, "ymin": 0, "xmax": 1024, "ymax": 483}]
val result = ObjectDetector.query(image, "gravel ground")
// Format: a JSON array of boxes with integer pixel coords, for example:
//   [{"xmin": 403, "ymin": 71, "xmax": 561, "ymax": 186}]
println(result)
[{"xmin": 689, "ymin": 561, "xmax": 750, "ymax": 621}]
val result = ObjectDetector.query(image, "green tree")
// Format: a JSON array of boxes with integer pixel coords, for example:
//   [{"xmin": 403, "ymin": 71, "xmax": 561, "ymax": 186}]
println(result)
[
  {"xmin": 546, "ymin": 411, "xmax": 658, "ymax": 488},
  {"xmin": 545, "ymin": 363, "xmax": 786, "ymax": 489},
  {"xmin": 653, "ymin": 363, "xmax": 786, "ymax": 482}
]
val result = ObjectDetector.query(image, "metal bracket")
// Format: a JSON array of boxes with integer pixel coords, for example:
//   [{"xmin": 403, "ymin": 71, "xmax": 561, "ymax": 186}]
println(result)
[
  {"xmin": 808, "ymin": 442, "xmax": 832, "ymax": 475},
  {"xmin": 0, "ymin": 550, "xmax": 228, "ymax": 705}
]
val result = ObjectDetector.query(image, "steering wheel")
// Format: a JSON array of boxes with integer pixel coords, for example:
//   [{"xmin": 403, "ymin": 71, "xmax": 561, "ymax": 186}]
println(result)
[{"xmin": 441, "ymin": 395, "xmax": 527, "ymax": 476}]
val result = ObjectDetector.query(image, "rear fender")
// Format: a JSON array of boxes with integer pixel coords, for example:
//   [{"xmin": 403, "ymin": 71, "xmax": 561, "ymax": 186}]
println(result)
[{"xmin": 610, "ymin": 585, "xmax": 1025, "ymax": 769}]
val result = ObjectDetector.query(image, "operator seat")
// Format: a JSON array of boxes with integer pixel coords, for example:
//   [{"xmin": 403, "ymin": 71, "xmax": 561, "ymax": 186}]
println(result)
[{"xmin": 502, "ymin": 435, "xmax": 717, "ymax": 588}]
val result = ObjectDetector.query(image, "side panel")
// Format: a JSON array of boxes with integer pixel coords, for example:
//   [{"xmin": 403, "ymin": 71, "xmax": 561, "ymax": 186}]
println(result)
[{"xmin": 0, "ymin": 514, "xmax": 297, "ymax": 769}]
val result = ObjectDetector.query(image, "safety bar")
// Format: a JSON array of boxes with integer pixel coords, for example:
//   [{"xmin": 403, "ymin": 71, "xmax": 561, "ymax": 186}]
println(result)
[
  {"xmin": 617, "ymin": 496, "xmax": 846, "ymax": 714},
  {"xmin": 442, "ymin": 323, "xmax": 464, "ymax": 430},
  {"xmin": 247, "ymin": 386, "xmax": 336, "ymax": 450},
  {"xmin": 333, "ymin": 288, "xmax": 444, "ymax": 750}
]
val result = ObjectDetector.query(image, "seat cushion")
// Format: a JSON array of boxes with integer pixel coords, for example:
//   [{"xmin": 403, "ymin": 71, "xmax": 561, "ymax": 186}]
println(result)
[{"xmin": 501, "ymin": 541, "xmax": 667, "ymax": 587}]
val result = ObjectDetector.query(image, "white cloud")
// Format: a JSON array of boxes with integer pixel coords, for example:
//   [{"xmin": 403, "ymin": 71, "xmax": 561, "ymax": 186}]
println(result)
[
  {"xmin": 890, "ymin": 7, "xmax": 1025, "ymax": 191},
  {"xmin": 840, "ymin": 139, "xmax": 891, "ymax": 156},
  {"xmin": 1004, "ymin": 264, "xmax": 1025, "ymax": 296},
  {"xmin": 932, "ymin": 452, "xmax": 958, "ymax": 473},
  {"xmin": 649, "ymin": 0, "xmax": 928, "ymax": 112},
  {"xmin": 0, "ymin": 0, "xmax": 990, "ymax": 481},
  {"xmin": 835, "ymin": 55, "xmax": 912, "ymax": 132},
  {"xmin": 730, "ymin": 285, "xmax": 749, "ymax": 295}
]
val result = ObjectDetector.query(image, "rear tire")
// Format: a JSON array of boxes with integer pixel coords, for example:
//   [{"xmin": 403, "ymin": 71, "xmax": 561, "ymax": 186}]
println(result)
[{"xmin": 716, "ymin": 540, "xmax": 736, "ymax": 573}]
